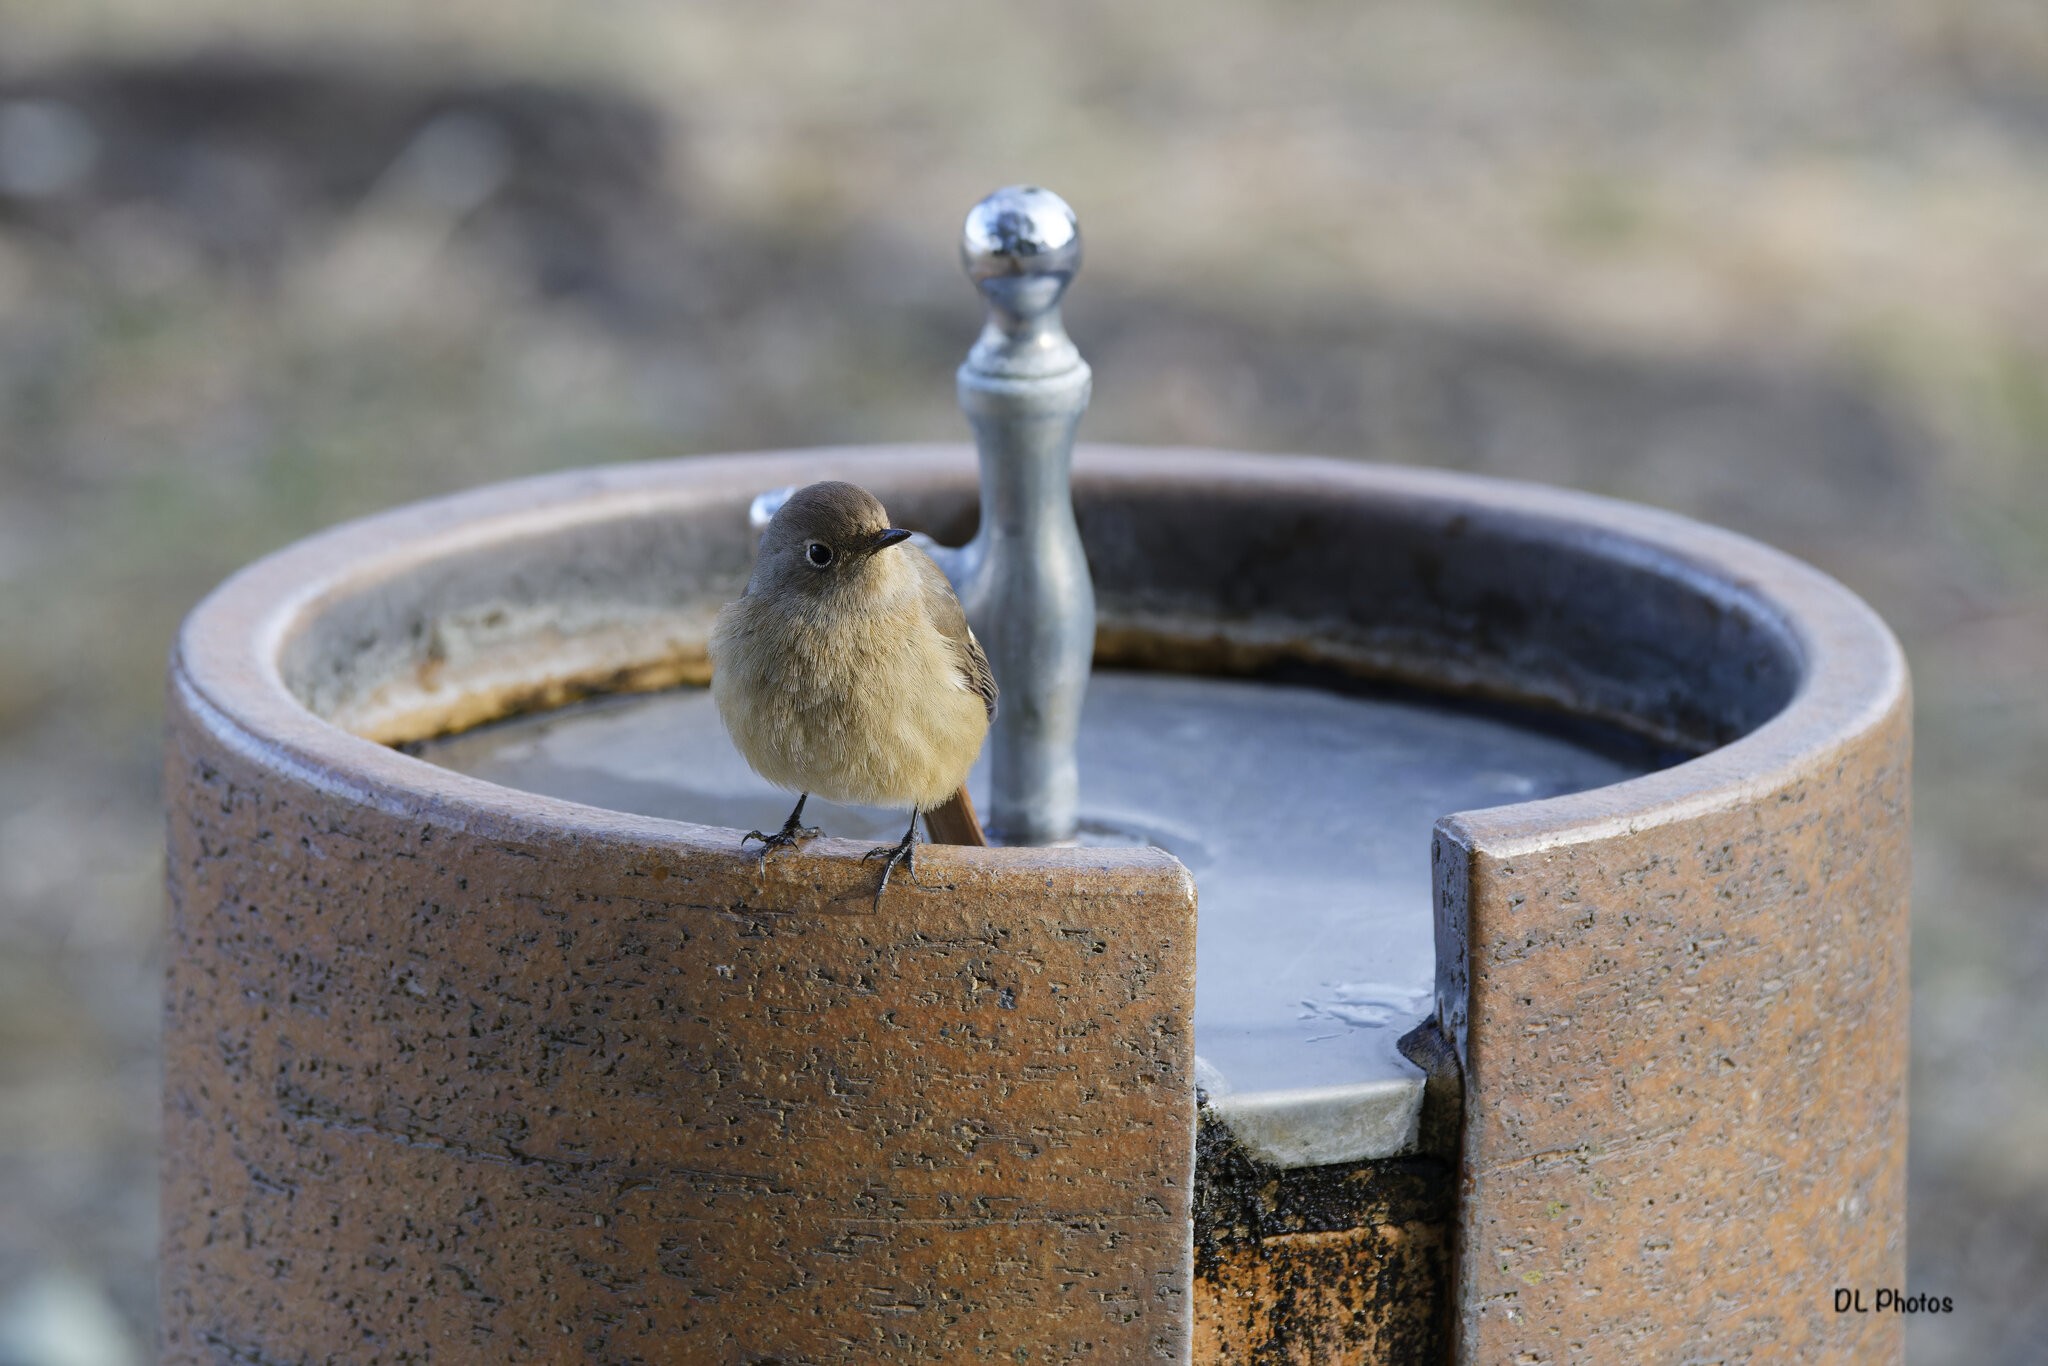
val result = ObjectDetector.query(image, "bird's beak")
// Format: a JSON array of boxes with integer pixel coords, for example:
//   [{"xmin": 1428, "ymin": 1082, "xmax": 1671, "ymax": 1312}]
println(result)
[{"xmin": 865, "ymin": 527, "xmax": 913, "ymax": 553}]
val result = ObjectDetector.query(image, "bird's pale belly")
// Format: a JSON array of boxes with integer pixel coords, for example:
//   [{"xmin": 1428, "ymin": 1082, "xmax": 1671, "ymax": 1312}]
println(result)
[{"xmin": 711, "ymin": 618, "xmax": 986, "ymax": 812}]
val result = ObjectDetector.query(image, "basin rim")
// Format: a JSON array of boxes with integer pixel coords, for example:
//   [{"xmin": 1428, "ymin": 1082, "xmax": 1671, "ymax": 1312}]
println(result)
[{"xmin": 172, "ymin": 441, "xmax": 1906, "ymax": 870}]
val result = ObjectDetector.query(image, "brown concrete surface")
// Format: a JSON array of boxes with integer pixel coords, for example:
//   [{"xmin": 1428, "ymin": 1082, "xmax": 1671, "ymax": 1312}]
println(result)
[
  {"xmin": 160, "ymin": 453, "xmax": 1200, "ymax": 1361},
  {"xmin": 163, "ymin": 700, "xmax": 1196, "ymax": 1359},
  {"xmin": 1418, "ymin": 460, "xmax": 1913, "ymax": 1361},
  {"xmin": 1441, "ymin": 711, "xmax": 1911, "ymax": 1361},
  {"xmin": 162, "ymin": 699, "xmax": 1197, "ymax": 1360}
]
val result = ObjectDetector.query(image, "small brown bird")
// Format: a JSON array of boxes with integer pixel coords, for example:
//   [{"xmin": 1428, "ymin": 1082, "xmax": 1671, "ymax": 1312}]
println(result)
[{"xmin": 709, "ymin": 481, "xmax": 996, "ymax": 905}]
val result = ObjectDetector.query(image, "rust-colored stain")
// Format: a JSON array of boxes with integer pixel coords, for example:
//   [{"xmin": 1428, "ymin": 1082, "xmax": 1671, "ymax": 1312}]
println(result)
[
  {"xmin": 163, "ymin": 665, "xmax": 1197, "ymax": 1362},
  {"xmin": 1199, "ymin": 1227, "xmax": 1443, "ymax": 1364},
  {"xmin": 1191, "ymin": 1118, "xmax": 1454, "ymax": 1363},
  {"xmin": 357, "ymin": 642, "xmax": 714, "ymax": 746}
]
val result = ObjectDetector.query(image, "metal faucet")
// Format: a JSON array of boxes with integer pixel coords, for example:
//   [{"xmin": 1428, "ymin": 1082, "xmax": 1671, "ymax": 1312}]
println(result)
[
  {"xmin": 930, "ymin": 185, "xmax": 1095, "ymax": 845},
  {"xmin": 751, "ymin": 185, "xmax": 1095, "ymax": 845}
]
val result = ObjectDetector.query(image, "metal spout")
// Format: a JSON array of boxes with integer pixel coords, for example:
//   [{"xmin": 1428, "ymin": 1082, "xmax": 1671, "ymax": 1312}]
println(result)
[{"xmin": 932, "ymin": 186, "xmax": 1094, "ymax": 844}]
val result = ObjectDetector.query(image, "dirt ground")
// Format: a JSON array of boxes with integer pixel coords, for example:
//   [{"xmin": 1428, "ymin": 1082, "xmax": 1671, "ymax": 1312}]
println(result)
[{"xmin": 0, "ymin": 3, "xmax": 2044, "ymax": 1360}]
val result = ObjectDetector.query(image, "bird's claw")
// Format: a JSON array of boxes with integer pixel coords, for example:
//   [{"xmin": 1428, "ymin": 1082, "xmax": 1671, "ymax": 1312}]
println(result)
[
  {"xmin": 741, "ymin": 822, "xmax": 822, "ymax": 870},
  {"xmin": 862, "ymin": 834, "xmax": 920, "ymax": 908}
]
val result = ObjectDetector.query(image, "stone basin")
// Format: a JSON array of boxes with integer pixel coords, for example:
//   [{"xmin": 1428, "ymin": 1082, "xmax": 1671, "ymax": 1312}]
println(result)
[{"xmin": 162, "ymin": 443, "xmax": 1909, "ymax": 1363}]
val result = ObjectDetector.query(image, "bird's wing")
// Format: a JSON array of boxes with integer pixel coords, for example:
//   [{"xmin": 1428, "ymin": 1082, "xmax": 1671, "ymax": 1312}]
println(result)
[{"xmin": 912, "ymin": 548, "xmax": 997, "ymax": 722}]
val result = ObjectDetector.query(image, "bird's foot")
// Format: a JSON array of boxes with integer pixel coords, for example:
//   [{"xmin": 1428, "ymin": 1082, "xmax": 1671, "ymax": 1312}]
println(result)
[
  {"xmin": 741, "ymin": 820, "xmax": 823, "ymax": 869},
  {"xmin": 862, "ymin": 830, "xmax": 921, "ymax": 909}
]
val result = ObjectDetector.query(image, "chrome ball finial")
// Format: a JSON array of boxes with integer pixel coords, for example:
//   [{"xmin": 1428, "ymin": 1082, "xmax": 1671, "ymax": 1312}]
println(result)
[
  {"xmin": 959, "ymin": 185, "xmax": 1085, "ymax": 380},
  {"xmin": 961, "ymin": 185, "xmax": 1082, "ymax": 291}
]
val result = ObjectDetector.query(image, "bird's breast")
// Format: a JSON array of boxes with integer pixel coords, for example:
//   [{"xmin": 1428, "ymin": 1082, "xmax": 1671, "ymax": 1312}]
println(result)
[{"xmin": 710, "ymin": 595, "xmax": 988, "ymax": 810}]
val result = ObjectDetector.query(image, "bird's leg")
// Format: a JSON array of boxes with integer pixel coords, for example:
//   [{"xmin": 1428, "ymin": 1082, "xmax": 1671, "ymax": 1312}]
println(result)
[
  {"xmin": 863, "ymin": 810, "xmax": 923, "ymax": 909},
  {"xmin": 741, "ymin": 793, "xmax": 823, "ymax": 867}
]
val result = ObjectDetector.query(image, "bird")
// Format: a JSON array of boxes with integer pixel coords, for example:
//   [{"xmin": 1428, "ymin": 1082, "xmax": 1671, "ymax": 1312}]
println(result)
[{"xmin": 709, "ymin": 480, "xmax": 996, "ymax": 907}]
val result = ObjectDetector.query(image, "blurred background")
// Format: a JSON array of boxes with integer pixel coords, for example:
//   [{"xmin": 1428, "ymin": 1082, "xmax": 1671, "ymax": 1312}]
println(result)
[{"xmin": 0, "ymin": 1, "xmax": 2042, "ymax": 1360}]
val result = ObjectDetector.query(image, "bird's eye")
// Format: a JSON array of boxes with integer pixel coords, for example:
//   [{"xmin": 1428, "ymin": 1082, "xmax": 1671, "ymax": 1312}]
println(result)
[{"xmin": 805, "ymin": 542, "xmax": 834, "ymax": 568}]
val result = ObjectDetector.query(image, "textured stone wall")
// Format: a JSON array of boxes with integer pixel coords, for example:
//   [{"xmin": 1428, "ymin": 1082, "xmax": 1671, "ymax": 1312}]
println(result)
[
  {"xmin": 163, "ymin": 670, "xmax": 1198, "ymax": 1363},
  {"xmin": 1440, "ymin": 700, "xmax": 1910, "ymax": 1363}
]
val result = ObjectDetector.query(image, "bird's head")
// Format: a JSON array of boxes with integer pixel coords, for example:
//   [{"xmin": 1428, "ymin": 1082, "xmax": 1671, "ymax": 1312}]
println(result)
[{"xmin": 750, "ymin": 480, "xmax": 914, "ymax": 601}]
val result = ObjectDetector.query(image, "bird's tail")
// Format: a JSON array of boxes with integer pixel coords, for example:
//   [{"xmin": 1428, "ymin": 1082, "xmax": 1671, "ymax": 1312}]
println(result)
[{"xmin": 923, "ymin": 785, "xmax": 988, "ymax": 846}]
